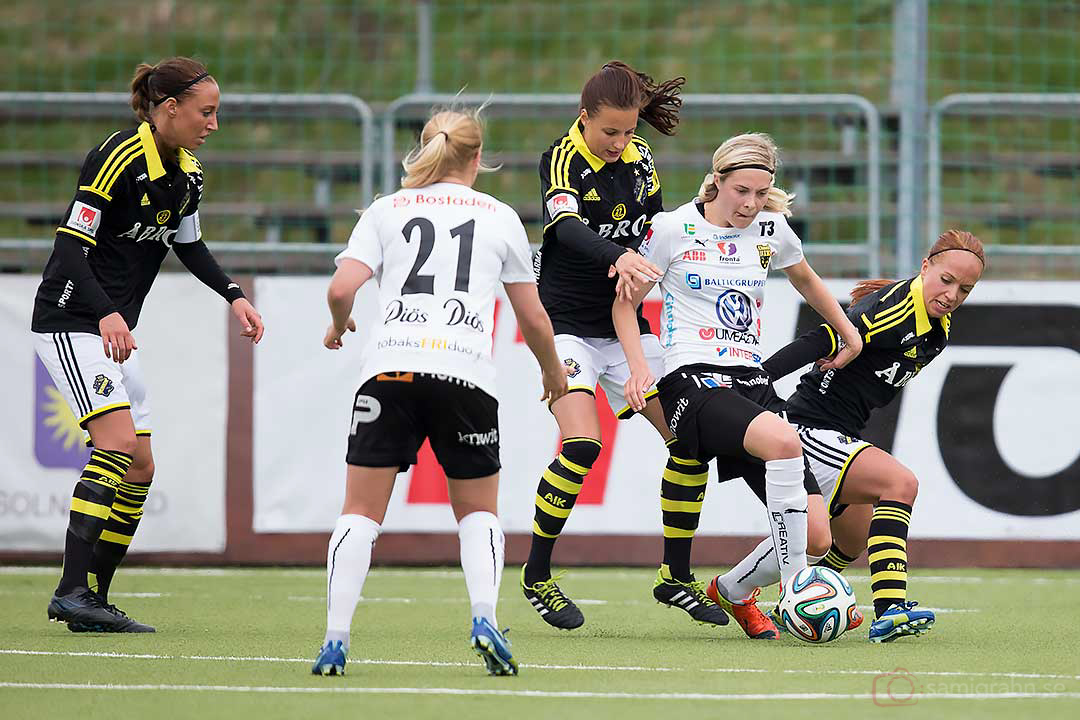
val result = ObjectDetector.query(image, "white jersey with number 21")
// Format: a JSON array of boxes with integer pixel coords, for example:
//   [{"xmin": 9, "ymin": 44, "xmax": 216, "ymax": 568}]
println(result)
[{"xmin": 336, "ymin": 182, "xmax": 535, "ymax": 398}]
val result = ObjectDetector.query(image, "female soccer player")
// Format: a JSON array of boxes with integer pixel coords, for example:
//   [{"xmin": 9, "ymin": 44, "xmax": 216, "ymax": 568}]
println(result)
[
  {"xmin": 31, "ymin": 57, "xmax": 263, "ymax": 633},
  {"xmin": 613, "ymin": 132, "xmax": 863, "ymax": 637},
  {"xmin": 524, "ymin": 61, "xmax": 730, "ymax": 630},
  {"xmin": 312, "ymin": 108, "xmax": 567, "ymax": 677},
  {"xmin": 710, "ymin": 230, "xmax": 986, "ymax": 643}
]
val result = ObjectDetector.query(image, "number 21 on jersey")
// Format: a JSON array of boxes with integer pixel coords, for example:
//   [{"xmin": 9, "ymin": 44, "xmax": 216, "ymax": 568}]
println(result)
[{"xmin": 401, "ymin": 217, "xmax": 474, "ymax": 295}]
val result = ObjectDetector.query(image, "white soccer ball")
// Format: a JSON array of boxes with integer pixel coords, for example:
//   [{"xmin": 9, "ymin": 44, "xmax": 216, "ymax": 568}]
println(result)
[{"xmin": 777, "ymin": 566, "xmax": 861, "ymax": 643}]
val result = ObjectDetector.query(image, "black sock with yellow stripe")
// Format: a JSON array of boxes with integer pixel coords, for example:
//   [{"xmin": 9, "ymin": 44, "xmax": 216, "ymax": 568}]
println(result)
[
  {"xmin": 815, "ymin": 542, "xmax": 858, "ymax": 573},
  {"xmin": 56, "ymin": 449, "xmax": 133, "ymax": 596},
  {"xmin": 90, "ymin": 479, "xmax": 150, "ymax": 601},
  {"xmin": 525, "ymin": 437, "xmax": 602, "ymax": 586},
  {"xmin": 661, "ymin": 438, "xmax": 709, "ymax": 581},
  {"xmin": 868, "ymin": 500, "xmax": 913, "ymax": 618}
]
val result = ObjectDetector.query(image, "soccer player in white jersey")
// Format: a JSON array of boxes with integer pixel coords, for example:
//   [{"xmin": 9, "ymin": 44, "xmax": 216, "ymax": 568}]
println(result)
[
  {"xmin": 613, "ymin": 133, "xmax": 862, "ymax": 639},
  {"xmin": 311, "ymin": 108, "xmax": 568, "ymax": 677}
]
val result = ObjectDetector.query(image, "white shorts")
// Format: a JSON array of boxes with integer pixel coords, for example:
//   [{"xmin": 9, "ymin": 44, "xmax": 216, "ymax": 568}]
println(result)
[
  {"xmin": 33, "ymin": 331, "xmax": 152, "ymax": 438},
  {"xmin": 796, "ymin": 425, "xmax": 872, "ymax": 517},
  {"xmin": 555, "ymin": 333, "xmax": 665, "ymax": 419}
]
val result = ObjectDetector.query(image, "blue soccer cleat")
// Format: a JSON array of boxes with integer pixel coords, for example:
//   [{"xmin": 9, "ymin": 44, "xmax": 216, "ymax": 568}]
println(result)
[
  {"xmin": 470, "ymin": 617, "xmax": 519, "ymax": 676},
  {"xmin": 311, "ymin": 640, "xmax": 347, "ymax": 676},
  {"xmin": 869, "ymin": 601, "xmax": 935, "ymax": 643}
]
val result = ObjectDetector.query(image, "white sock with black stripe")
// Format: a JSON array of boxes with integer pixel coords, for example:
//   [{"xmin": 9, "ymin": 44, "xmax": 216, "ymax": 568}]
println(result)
[
  {"xmin": 458, "ymin": 511, "xmax": 504, "ymax": 626},
  {"xmin": 324, "ymin": 513, "xmax": 380, "ymax": 649},
  {"xmin": 716, "ymin": 536, "xmax": 781, "ymax": 603}
]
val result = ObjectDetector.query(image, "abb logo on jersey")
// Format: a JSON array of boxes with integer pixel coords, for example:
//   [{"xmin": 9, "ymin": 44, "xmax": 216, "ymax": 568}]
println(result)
[{"xmin": 67, "ymin": 201, "xmax": 102, "ymax": 237}]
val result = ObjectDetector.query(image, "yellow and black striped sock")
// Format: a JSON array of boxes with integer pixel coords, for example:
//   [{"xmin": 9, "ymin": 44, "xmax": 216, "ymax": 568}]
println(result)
[
  {"xmin": 90, "ymin": 479, "xmax": 150, "ymax": 600},
  {"xmin": 868, "ymin": 500, "xmax": 913, "ymax": 618},
  {"xmin": 57, "ymin": 449, "xmax": 133, "ymax": 596},
  {"xmin": 661, "ymin": 438, "xmax": 709, "ymax": 581},
  {"xmin": 815, "ymin": 542, "xmax": 858, "ymax": 573},
  {"xmin": 525, "ymin": 437, "xmax": 601, "ymax": 585}
]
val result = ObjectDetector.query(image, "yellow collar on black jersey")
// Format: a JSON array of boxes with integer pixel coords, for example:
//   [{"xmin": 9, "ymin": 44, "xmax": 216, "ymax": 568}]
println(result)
[
  {"xmin": 136, "ymin": 122, "xmax": 201, "ymax": 179},
  {"xmin": 568, "ymin": 120, "xmax": 643, "ymax": 171},
  {"xmin": 909, "ymin": 275, "xmax": 934, "ymax": 337},
  {"xmin": 861, "ymin": 275, "xmax": 948, "ymax": 344}
]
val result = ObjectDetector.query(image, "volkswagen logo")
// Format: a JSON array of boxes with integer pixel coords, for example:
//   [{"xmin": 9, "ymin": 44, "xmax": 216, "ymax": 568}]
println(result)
[{"xmin": 716, "ymin": 290, "xmax": 753, "ymax": 331}]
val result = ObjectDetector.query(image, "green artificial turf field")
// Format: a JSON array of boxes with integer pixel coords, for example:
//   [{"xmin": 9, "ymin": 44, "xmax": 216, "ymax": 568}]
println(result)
[{"xmin": 2, "ymin": 566, "xmax": 1078, "ymax": 719}]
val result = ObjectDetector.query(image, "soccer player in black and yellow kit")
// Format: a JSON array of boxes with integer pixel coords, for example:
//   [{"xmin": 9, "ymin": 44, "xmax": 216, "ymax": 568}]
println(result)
[
  {"xmin": 31, "ymin": 57, "xmax": 264, "ymax": 632},
  {"xmin": 710, "ymin": 230, "xmax": 986, "ymax": 642},
  {"xmin": 522, "ymin": 62, "xmax": 728, "ymax": 630}
]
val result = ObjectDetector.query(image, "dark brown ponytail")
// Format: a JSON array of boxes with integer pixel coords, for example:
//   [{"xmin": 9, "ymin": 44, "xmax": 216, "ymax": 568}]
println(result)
[
  {"xmin": 579, "ymin": 61, "xmax": 685, "ymax": 136},
  {"xmin": 130, "ymin": 56, "xmax": 211, "ymax": 123}
]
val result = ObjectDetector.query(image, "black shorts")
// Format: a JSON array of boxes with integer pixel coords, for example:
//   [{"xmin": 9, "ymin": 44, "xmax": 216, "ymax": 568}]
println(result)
[
  {"xmin": 345, "ymin": 372, "xmax": 501, "ymax": 479},
  {"xmin": 657, "ymin": 363, "xmax": 783, "ymax": 464}
]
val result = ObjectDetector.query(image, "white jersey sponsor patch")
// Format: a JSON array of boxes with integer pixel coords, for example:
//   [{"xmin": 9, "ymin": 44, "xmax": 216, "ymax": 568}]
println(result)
[
  {"xmin": 67, "ymin": 201, "xmax": 103, "ymax": 237},
  {"xmin": 545, "ymin": 191, "xmax": 579, "ymax": 219}
]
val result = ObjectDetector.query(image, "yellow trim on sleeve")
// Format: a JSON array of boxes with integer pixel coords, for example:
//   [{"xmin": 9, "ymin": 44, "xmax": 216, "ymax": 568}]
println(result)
[
  {"xmin": 56, "ymin": 227, "xmax": 97, "ymax": 246},
  {"xmin": 79, "ymin": 185, "xmax": 112, "ymax": 202},
  {"xmin": 543, "ymin": 212, "xmax": 583, "ymax": 234}
]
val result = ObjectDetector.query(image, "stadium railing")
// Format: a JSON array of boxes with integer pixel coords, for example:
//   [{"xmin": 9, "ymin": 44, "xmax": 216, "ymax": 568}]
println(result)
[{"xmin": 928, "ymin": 93, "xmax": 1080, "ymax": 257}]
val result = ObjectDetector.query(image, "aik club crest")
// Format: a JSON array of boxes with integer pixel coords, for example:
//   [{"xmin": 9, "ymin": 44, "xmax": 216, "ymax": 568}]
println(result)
[
  {"xmin": 756, "ymin": 244, "xmax": 774, "ymax": 270},
  {"xmin": 563, "ymin": 358, "xmax": 582, "ymax": 378},
  {"xmin": 93, "ymin": 373, "xmax": 115, "ymax": 397}
]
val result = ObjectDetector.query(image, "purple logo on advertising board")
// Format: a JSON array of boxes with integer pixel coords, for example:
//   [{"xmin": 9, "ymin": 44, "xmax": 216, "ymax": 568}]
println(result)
[{"xmin": 34, "ymin": 357, "xmax": 90, "ymax": 469}]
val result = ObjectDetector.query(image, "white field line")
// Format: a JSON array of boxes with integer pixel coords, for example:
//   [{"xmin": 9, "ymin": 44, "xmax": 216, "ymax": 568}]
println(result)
[
  {"xmin": 2, "ymin": 649, "xmax": 1078, "ymax": 682},
  {"xmin": 2, "ymin": 567, "xmax": 1079, "ymax": 584},
  {"xmin": 0, "ymin": 681, "xmax": 1078, "ymax": 701}
]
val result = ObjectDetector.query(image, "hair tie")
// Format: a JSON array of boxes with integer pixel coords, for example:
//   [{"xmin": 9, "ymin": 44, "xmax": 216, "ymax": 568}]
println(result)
[
  {"xmin": 927, "ymin": 246, "xmax": 985, "ymax": 266},
  {"xmin": 436, "ymin": 130, "xmax": 450, "ymax": 141},
  {"xmin": 718, "ymin": 163, "xmax": 775, "ymax": 175},
  {"xmin": 152, "ymin": 71, "xmax": 209, "ymax": 105}
]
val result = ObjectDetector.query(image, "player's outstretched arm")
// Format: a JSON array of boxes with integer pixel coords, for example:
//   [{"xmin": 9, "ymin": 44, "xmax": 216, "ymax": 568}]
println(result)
[
  {"xmin": 612, "ymin": 280, "xmax": 656, "ymax": 412},
  {"xmin": 324, "ymin": 258, "xmax": 372, "ymax": 349},
  {"xmin": 783, "ymin": 259, "xmax": 862, "ymax": 369},
  {"xmin": 173, "ymin": 239, "xmax": 264, "ymax": 343},
  {"xmin": 504, "ymin": 281, "xmax": 567, "ymax": 404}
]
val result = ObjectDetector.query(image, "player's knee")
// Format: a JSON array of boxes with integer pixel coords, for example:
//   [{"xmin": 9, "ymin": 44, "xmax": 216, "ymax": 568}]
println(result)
[
  {"xmin": 771, "ymin": 425, "xmax": 802, "ymax": 460},
  {"xmin": 561, "ymin": 437, "xmax": 602, "ymax": 470},
  {"xmin": 890, "ymin": 469, "xmax": 918, "ymax": 504},
  {"xmin": 105, "ymin": 436, "xmax": 138, "ymax": 458},
  {"xmin": 127, "ymin": 458, "xmax": 154, "ymax": 485},
  {"xmin": 807, "ymin": 528, "xmax": 832, "ymax": 557}
]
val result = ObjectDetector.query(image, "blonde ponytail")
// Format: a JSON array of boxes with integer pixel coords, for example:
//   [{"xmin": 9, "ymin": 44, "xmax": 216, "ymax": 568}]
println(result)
[{"xmin": 401, "ymin": 109, "xmax": 497, "ymax": 189}]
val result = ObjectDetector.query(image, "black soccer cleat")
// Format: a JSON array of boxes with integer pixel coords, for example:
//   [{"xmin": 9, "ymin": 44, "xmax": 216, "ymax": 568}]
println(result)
[
  {"xmin": 652, "ymin": 569, "xmax": 729, "ymax": 626},
  {"xmin": 48, "ymin": 588, "xmax": 155, "ymax": 633},
  {"xmin": 521, "ymin": 565, "xmax": 584, "ymax": 630}
]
